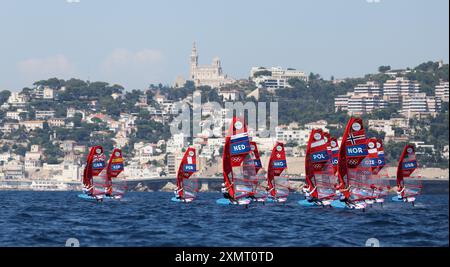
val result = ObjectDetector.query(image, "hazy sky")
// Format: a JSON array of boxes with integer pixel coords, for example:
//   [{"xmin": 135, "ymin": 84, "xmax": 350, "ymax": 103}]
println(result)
[{"xmin": 0, "ymin": 0, "xmax": 448, "ymax": 91}]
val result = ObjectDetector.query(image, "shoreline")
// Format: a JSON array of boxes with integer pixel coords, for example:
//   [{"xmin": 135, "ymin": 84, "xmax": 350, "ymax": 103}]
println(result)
[{"xmin": 0, "ymin": 179, "xmax": 448, "ymax": 194}]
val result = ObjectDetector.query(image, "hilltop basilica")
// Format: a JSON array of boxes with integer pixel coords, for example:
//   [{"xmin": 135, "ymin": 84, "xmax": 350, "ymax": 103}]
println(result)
[{"xmin": 188, "ymin": 42, "xmax": 235, "ymax": 88}]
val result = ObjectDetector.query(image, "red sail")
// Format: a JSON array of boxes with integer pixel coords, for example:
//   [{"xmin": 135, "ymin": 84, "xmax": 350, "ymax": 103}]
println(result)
[
  {"xmin": 373, "ymin": 138, "xmax": 386, "ymax": 174},
  {"xmin": 222, "ymin": 116, "xmax": 256, "ymax": 199},
  {"xmin": 100, "ymin": 148, "xmax": 126, "ymax": 197},
  {"xmin": 176, "ymin": 147, "xmax": 198, "ymax": 199},
  {"xmin": 250, "ymin": 141, "xmax": 262, "ymax": 174},
  {"xmin": 330, "ymin": 137, "xmax": 339, "ymax": 174},
  {"xmin": 337, "ymin": 117, "xmax": 369, "ymax": 200},
  {"xmin": 366, "ymin": 138, "xmax": 380, "ymax": 174},
  {"xmin": 305, "ymin": 129, "xmax": 335, "ymax": 200},
  {"xmin": 365, "ymin": 138, "xmax": 390, "ymax": 199},
  {"xmin": 396, "ymin": 144, "xmax": 422, "ymax": 198},
  {"xmin": 82, "ymin": 146, "xmax": 106, "ymax": 189},
  {"xmin": 267, "ymin": 142, "xmax": 288, "ymax": 198},
  {"xmin": 108, "ymin": 148, "xmax": 124, "ymax": 178}
]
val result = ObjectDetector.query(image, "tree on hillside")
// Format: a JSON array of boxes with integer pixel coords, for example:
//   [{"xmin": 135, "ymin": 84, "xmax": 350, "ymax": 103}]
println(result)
[
  {"xmin": 378, "ymin": 65, "xmax": 391, "ymax": 73},
  {"xmin": 253, "ymin": 70, "xmax": 272, "ymax": 78},
  {"xmin": 0, "ymin": 90, "xmax": 11, "ymax": 105}
]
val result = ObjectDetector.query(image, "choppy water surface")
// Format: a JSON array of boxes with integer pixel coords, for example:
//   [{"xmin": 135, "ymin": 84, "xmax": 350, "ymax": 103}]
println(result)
[{"xmin": 0, "ymin": 191, "xmax": 447, "ymax": 247}]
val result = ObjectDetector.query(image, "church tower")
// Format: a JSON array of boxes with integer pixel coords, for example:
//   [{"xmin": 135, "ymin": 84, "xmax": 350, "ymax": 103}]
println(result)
[{"xmin": 190, "ymin": 42, "xmax": 198, "ymax": 80}]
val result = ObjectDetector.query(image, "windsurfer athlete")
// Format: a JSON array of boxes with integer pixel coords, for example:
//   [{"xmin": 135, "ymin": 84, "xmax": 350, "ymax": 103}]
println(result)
[
  {"xmin": 83, "ymin": 185, "xmax": 94, "ymax": 196},
  {"xmin": 105, "ymin": 185, "xmax": 113, "ymax": 197},
  {"xmin": 335, "ymin": 182, "xmax": 353, "ymax": 207},
  {"xmin": 302, "ymin": 184, "xmax": 320, "ymax": 203},
  {"xmin": 174, "ymin": 186, "xmax": 184, "ymax": 199},
  {"xmin": 221, "ymin": 182, "xmax": 237, "ymax": 203},
  {"xmin": 396, "ymin": 184, "xmax": 405, "ymax": 200}
]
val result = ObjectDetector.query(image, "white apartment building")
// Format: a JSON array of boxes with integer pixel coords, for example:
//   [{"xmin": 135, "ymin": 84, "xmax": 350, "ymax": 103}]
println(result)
[
  {"xmin": 47, "ymin": 118, "xmax": 65, "ymax": 128},
  {"xmin": 410, "ymin": 141, "xmax": 436, "ymax": 155},
  {"xmin": 402, "ymin": 93, "xmax": 442, "ymax": 117},
  {"xmin": 166, "ymin": 153, "xmax": 177, "ymax": 176},
  {"xmin": 383, "ymin": 77, "xmax": 420, "ymax": 104},
  {"xmin": 155, "ymin": 97, "xmax": 177, "ymax": 114},
  {"xmin": 304, "ymin": 120, "xmax": 328, "ymax": 131},
  {"xmin": 334, "ymin": 93, "xmax": 352, "ymax": 112},
  {"xmin": 367, "ymin": 120, "xmax": 396, "ymax": 137},
  {"xmin": 251, "ymin": 66, "xmax": 308, "ymax": 90},
  {"xmin": 35, "ymin": 110, "xmax": 55, "ymax": 120},
  {"xmin": 250, "ymin": 137, "xmax": 279, "ymax": 154},
  {"xmin": 133, "ymin": 142, "xmax": 157, "ymax": 164},
  {"xmin": 2, "ymin": 160, "xmax": 25, "ymax": 179},
  {"xmin": 19, "ymin": 120, "xmax": 45, "ymax": 131},
  {"xmin": 348, "ymin": 94, "xmax": 387, "ymax": 115},
  {"xmin": 435, "ymin": 81, "xmax": 449, "ymax": 102},
  {"xmin": 0, "ymin": 152, "xmax": 20, "ymax": 163},
  {"xmin": 166, "ymin": 133, "xmax": 187, "ymax": 154},
  {"xmin": 24, "ymin": 147, "xmax": 43, "ymax": 170},
  {"xmin": 1, "ymin": 122, "xmax": 20, "ymax": 133},
  {"xmin": 368, "ymin": 118, "xmax": 409, "ymax": 131},
  {"xmin": 200, "ymin": 138, "xmax": 224, "ymax": 159},
  {"xmin": 54, "ymin": 163, "xmax": 81, "ymax": 182},
  {"xmin": 218, "ymin": 88, "xmax": 243, "ymax": 101},
  {"xmin": 275, "ymin": 126, "xmax": 310, "ymax": 146},
  {"xmin": 6, "ymin": 111, "xmax": 21, "ymax": 121},
  {"xmin": 354, "ymin": 81, "xmax": 382, "ymax": 96},
  {"xmin": 33, "ymin": 86, "xmax": 55, "ymax": 100},
  {"xmin": 7, "ymin": 92, "xmax": 28, "ymax": 107}
]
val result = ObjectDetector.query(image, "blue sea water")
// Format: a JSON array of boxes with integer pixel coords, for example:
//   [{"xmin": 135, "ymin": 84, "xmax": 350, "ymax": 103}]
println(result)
[{"xmin": 0, "ymin": 191, "xmax": 448, "ymax": 247}]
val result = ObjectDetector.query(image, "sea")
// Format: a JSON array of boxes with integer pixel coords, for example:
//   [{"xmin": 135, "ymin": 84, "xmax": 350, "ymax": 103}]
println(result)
[{"xmin": 0, "ymin": 191, "xmax": 448, "ymax": 247}]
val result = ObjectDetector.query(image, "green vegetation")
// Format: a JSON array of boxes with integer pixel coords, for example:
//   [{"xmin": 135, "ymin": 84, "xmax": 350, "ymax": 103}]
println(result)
[
  {"xmin": 378, "ymin": 65, "xmax": 391, "ymax": 73},
  {"xmin": 253, "ymin": 70, "xmax": 272, "ymax": 78}
]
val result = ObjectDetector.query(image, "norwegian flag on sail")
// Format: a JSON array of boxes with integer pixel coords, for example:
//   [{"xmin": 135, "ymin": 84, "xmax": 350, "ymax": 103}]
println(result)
[
  {"xmin": 337, "ymin": 117, "xmax": 369, "ymax": 190},
  {"xmin": 344, "ymin": 118, "xmax": 368, "ymax": 159},
  {"xmin": 346, "ymin": 132, "xmax": 366, "ymax": 146}
]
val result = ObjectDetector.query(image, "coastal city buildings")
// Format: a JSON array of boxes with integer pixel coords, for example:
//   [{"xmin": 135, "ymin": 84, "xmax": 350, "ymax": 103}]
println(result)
[
  {"xmin": 383, "ymin": 77, "xmax": 420, "ymax": 104},
  {"xmin": 0, "ymin": 54, "xmax": 448, "ymax": 190},
  {"xmin": 335, "ymin": 78, "xmax": 444, "ymax": 117},
  {"xmin": 401, "ymin": 93, "xmax": 442, "ymax": 117},
  {"xmin": 334, "ymin": 81, "xmax": 387, "ymax": 115},
  {"xmin": 347, "ymin": 94, "xmax": 387, "ymax": 115}
]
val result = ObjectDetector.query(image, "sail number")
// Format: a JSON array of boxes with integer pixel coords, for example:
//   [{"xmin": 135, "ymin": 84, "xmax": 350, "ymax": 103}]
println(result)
[
  {"xmin": 311, "ymin": 151, "xmax": 329, "ymax": 162},
  {"xmin": 111, "ymin": 163, "xmax": 123, "ymax": 171},
  {"xmin": 403, "ymin": 161, "xmax": 417, "ymax": 169},
  {"xmin": 230, "ymin": 141, "xmax": 250, "ymax": 155},
  {"xmin": 92, "ymin": 162, "xmax": 105, "ymax": 169},
  {"xmin": 346, "ymin": 145, "xmax": 368, "ymax": 157},
  {"xmin": 183, "ymin": 164, "xmax": 196, "ymax": 172}
]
